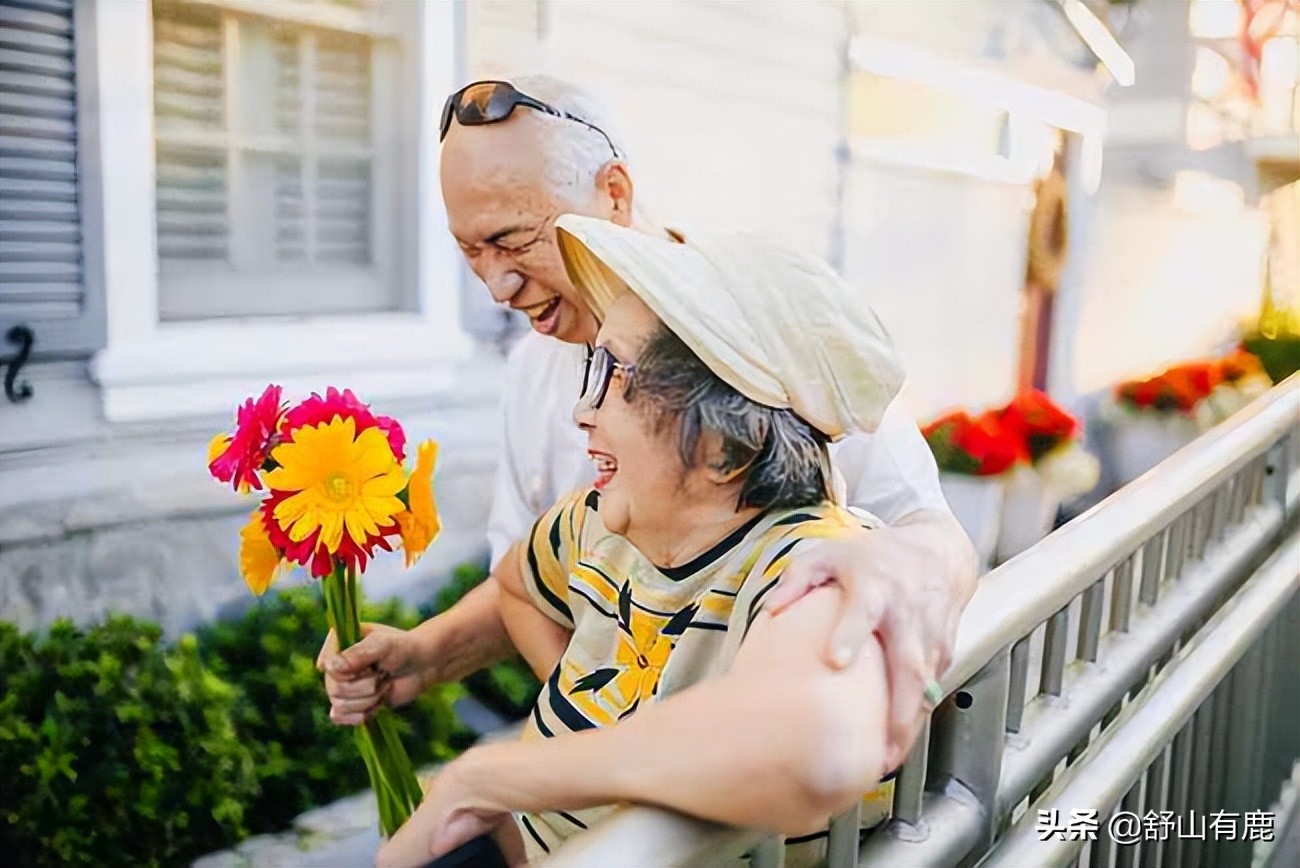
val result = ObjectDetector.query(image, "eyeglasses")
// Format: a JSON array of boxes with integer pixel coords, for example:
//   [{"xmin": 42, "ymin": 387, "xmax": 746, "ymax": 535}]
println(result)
[
  {"xmin": 439, "ymin": 80, "xmax": 621, "ymax": 159},
  {"xmin": 577, "ymin": 346, "xmax": 636, "ymax": 414}
]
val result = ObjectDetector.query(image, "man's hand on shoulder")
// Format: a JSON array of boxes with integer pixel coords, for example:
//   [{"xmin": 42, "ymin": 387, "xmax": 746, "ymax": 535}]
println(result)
[{"xmin": 765, "ymin": 508, "xmax": 978, "ymax": 770}]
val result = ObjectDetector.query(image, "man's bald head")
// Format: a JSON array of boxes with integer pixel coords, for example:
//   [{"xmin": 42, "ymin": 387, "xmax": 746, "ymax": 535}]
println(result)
[{"xmin": 440, "ymin": 77, "xmax": 637, "ymax": 345}]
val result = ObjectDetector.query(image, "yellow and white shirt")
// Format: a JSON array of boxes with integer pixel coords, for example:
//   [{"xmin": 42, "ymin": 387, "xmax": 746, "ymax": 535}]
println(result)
[{"xmin": 515, "ymin": 488, "xmax": 895, "ymax": 866}]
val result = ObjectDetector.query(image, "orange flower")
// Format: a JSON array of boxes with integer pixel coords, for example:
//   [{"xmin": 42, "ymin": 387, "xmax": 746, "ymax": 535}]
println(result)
[
  {"xmin": 395, "ymin": 440, "xmax": 441, "ymax": 568},
  {"xmin": 238, "ymin": 510, "xmax": 286, "ymax": 595},
  {"xmin": 922, "ymin": 409, "xmax": 1026, "ymax": 475}
]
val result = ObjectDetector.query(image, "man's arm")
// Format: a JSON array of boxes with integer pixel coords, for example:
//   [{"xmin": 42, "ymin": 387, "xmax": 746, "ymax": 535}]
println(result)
[
  {"xmin": 375, "ymin": 586, "xmax": 888, "ymax": 867},
  {"xmin": 323, "ymin": 495, "xmax": 583, "ymax": 724},
  {"xmin": 319, "ymin": 572, "xmax": 518, "ymax": 724}
]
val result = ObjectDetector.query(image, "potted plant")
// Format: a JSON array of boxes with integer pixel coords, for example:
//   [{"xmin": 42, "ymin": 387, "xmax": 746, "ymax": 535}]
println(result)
[
  {"xmin": 1107, "ymin": 351, "xmax": 1276, "ymax": 486},
  {"xmin": 922, "ymin": 409, "xmax": 1024, "ymax": 570},
  {"xmin": 993, "ymin": 390, "xmax": 1100, "ymax": 562},
  {"xmin": 1206, "ymin": 347, "xmax": 1274, "ymax": 421}
]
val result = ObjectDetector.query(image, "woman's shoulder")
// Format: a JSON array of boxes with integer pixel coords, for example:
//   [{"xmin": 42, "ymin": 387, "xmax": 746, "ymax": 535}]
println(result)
[
  {"xmin": 759, "ymin": 501, "xmax": 879, "ymax": 540},
  {"xmin": 722, "ymin": 503, "xmax": 869, "ymax": 585}
]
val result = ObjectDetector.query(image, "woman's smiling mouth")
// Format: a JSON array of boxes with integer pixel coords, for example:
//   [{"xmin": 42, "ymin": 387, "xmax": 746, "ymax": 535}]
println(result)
[{"xmin": 589, "ymin": 451, "xmax": 618, "ymax": 489}]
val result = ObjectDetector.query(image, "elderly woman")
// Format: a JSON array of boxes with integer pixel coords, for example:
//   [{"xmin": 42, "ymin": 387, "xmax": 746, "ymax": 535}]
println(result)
[{"xmin": 377, "ymin": 216, "xmax": 906, "ymax": 868}]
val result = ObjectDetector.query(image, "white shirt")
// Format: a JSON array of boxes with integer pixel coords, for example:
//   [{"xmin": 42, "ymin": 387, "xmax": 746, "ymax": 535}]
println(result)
[{"xmin": 487, "ymin": 332, "xmax": 949, "ymax": 567}]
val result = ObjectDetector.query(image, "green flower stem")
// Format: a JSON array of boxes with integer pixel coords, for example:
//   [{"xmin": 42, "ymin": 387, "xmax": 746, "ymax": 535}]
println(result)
[{"xmin": 323, "ymin": 562, "xmax": 422, "ymax": 837}]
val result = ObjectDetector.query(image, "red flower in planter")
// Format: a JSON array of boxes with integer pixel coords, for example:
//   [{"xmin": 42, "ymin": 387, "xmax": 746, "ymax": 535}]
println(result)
[
  {"xmin": 922, "ymin": 409, "xmax": 1026, "ymax": 476},
  {"xmin": 996, "ymin": 390, "xmax": 1080, "ymax": 462},
  {"xmin": 1116, "ymin": 360, "xmax": 1225, "ymax": 415},
  {"xmin": 1216, "ymin": 348, "xmax": 1267, "ymax": 384}
]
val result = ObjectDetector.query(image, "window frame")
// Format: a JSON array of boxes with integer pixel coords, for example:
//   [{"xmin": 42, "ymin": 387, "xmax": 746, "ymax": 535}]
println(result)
[
  {"xmin": 152, "ymin": 0, "xmax": 408, "ymax": 320},
  {"xmin": 82, "ymin": 0, "xmax": 468, "ymax": 423}
]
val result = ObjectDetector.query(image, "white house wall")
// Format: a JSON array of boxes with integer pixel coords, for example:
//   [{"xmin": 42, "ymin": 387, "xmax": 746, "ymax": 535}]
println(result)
[
  {"xmin": 1052, "ymin": 0, "xmax": 1269, "ymax": 401},
  {"xmin": 842, "ymin": 161, "xmax": 1032, "ymax": 417},
  {"xmin": 1061, "ymin": 184, "xmax": 1266, "ymax": 398}
]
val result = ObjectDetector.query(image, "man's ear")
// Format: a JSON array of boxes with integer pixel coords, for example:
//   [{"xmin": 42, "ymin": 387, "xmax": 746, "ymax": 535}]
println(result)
[{"xmin": 598, "ymin": 161, "xmax": 635, "ymax": 227}]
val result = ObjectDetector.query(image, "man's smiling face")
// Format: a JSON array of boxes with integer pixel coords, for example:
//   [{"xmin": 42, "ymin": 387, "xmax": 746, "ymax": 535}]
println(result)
[{"xmin": 440, "ymin": 117, "xmax": 604, "ymax": 345}]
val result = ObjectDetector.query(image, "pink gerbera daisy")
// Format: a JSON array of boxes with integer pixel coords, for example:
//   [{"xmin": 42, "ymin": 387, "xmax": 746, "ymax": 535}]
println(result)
[{"xmin": 209, "ymin": 384, "xmax": 287, "ymax": 492}]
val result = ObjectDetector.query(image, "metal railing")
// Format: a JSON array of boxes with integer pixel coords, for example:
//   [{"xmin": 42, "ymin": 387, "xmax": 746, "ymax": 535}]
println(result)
[{"xmin": 542, "ymin": 377, "xmax": 1300, "ymax": 868}]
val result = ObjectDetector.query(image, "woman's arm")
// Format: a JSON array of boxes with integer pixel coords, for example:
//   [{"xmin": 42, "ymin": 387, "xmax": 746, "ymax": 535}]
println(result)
[
  {"xmin": 496, "ymin": 540, "xmax": 573, "ymax": 680},
  {"xmin": 376, "ymin": 586, "xmax": 888, "ymax": 866}
]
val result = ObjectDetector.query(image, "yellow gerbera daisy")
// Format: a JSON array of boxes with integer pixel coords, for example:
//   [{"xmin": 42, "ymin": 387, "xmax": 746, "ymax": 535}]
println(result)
[
  {"xmin": 265, "ymin": 417, "xmax": 407, "ymax": 554},
  {"xmin": 239, "ymin": 511, "xmax": 285, "ymax": 595},
  {"xmin": 395, "ymin": 440, "xmax": 441, "ymax": 567}
]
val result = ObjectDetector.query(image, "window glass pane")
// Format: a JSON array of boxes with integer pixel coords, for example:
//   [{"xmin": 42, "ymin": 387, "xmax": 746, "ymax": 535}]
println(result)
[
  {"xmin": 236, "ymin": 18, "xmax": 299, "ymax": 138},
  {"xmin": 156, "ymin": 145, "xmax": 228, "ymax": 262},
  {"xmin": 316, "ymin": 31, "xmax": 371, "ymax": 145},
  {"xmin": 316, "ymin": 158, "xmax": 370, "ymax": 264},
  {"xmin": 154, "ymin": 1, "xmax": 400, "ymax": 321},
  {"xmin": 275, "ymin": 157, "xmax": 305, "ymax": 263},
  {"xmin": 153, "ymin": 0, "xmax": 223, "ymax": 133}
]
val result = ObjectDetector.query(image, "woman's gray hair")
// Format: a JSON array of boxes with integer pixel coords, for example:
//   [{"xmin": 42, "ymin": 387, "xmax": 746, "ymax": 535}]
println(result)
[{"xmin": 626, "ymin": 323, "xmax": 833, "ymax": 512}]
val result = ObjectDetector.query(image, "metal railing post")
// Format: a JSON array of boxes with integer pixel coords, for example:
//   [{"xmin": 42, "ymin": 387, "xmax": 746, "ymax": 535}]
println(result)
[
  {"xmin": 927, "ymin": 646, "xmax": 1010, "ymax": 860},
  {"xmin": 1162, "ymin": 724, "xmax": 1195, "ymax": 868}
]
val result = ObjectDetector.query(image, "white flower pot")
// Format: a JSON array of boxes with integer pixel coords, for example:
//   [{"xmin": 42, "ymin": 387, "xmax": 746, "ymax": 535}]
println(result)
[
  {"xmin": 939, "ymin": 472, "xmax": 1004, "ymax": 571},
  {"xmin": 996, "ymin": 466, "xmax": 1060, "ymax": 563},
  {"xmin": 1110, "ymin": 413, "xmax": 1200, "ymax": 486}
]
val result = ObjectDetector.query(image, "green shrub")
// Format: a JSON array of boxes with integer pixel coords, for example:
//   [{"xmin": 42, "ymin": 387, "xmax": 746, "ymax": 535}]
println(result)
[
  {"xmin": 429, "ymin": 562, "xmax": 542, "ymax": 721},
  {"xmin": 0, "ymin": 618, "xmax": 259, "ymax": 867},
  {"xmin": 0, "ymin": 584, "xmax": 474, "ymax": 866},
  {"xmin": 196, "ymin": 584, "xmax": 472, "ymax": 835}
]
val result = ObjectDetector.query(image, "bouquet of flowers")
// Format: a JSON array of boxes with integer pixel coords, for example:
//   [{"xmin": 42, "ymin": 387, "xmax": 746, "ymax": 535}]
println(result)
[
  {"xmin": 207, "ymin": 385, "xmax": 440, "ymax": 836},
  {"xmin": 920, "ymin": 409, "xmax": 1025, "ymax": 476}
]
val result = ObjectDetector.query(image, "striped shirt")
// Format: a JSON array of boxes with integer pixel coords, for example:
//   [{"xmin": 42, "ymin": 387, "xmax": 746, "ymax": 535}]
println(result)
[{"xmin": 514, "ymin": 488, "xmax": 895, "ymax": 866}]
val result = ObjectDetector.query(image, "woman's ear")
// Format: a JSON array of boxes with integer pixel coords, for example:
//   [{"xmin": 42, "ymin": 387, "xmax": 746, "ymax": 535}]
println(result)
[{"xmin": 698, "ymin": 431, "xmax": 756, "ymax": 486}]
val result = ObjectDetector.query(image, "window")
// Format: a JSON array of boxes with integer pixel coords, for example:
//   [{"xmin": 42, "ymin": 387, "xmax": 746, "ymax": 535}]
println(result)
[
  {"xmin": 151, "ymin": 0, "xmax": 410, "ymax": 320},
  {"xmin": 83, "ymin": 0, "xmax": 465, "ymax": 423}
]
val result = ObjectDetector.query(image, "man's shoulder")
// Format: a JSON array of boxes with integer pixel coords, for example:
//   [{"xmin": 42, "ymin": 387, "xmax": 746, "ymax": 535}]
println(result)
[
  {"xmin": 505, "ymin": 330, "xmax": 587, "ymax": 370},
  {"xmin": 502, "ymin": 332, "xmax": 588, "ymax": 407}
]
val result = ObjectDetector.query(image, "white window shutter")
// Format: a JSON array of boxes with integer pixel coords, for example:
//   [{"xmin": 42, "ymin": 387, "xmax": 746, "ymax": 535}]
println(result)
[{"xmin": 0, "ymin": 0, "xmax": 103, "ymax": 358}]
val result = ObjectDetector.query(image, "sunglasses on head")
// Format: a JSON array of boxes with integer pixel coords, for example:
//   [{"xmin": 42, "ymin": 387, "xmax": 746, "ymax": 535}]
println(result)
[
  {"xmin": 439, "ymin": 80, "xmax": 621, "ymax": 159},
  {"xmin": 577, "ymin": 345, "xmax": 636, "ymax": 414}
]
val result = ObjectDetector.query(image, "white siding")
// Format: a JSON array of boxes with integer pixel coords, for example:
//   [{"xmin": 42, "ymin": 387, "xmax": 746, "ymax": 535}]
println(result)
[
  {"xmin": 843, "ymin": 160, "xmax": 1031, "ymax": 417},
  {"xmin": 468, "ymin": 0, "xmax": 849, "ymax": 260}
]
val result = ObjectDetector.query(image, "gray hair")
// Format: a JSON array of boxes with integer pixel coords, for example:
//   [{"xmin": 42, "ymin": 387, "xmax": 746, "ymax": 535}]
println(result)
[
  {"xmin": 509, "ymin": 74, "xmax": 631, "ymax": 194},
  {"xmin": 626, "ymin": 323, "xmax": 833, "ymax": 512}
]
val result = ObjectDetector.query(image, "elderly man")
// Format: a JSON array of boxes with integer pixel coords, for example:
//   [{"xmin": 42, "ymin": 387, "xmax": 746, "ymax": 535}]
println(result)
[{"xmin": 321, "ymin": 76, "xmax": 977, "ymax": 771}]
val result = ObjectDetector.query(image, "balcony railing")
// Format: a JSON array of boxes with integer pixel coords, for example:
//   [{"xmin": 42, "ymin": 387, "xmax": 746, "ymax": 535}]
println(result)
[{"xmin": 541, "ymin": 376, "xmax": 1300, "ymax": 868}]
